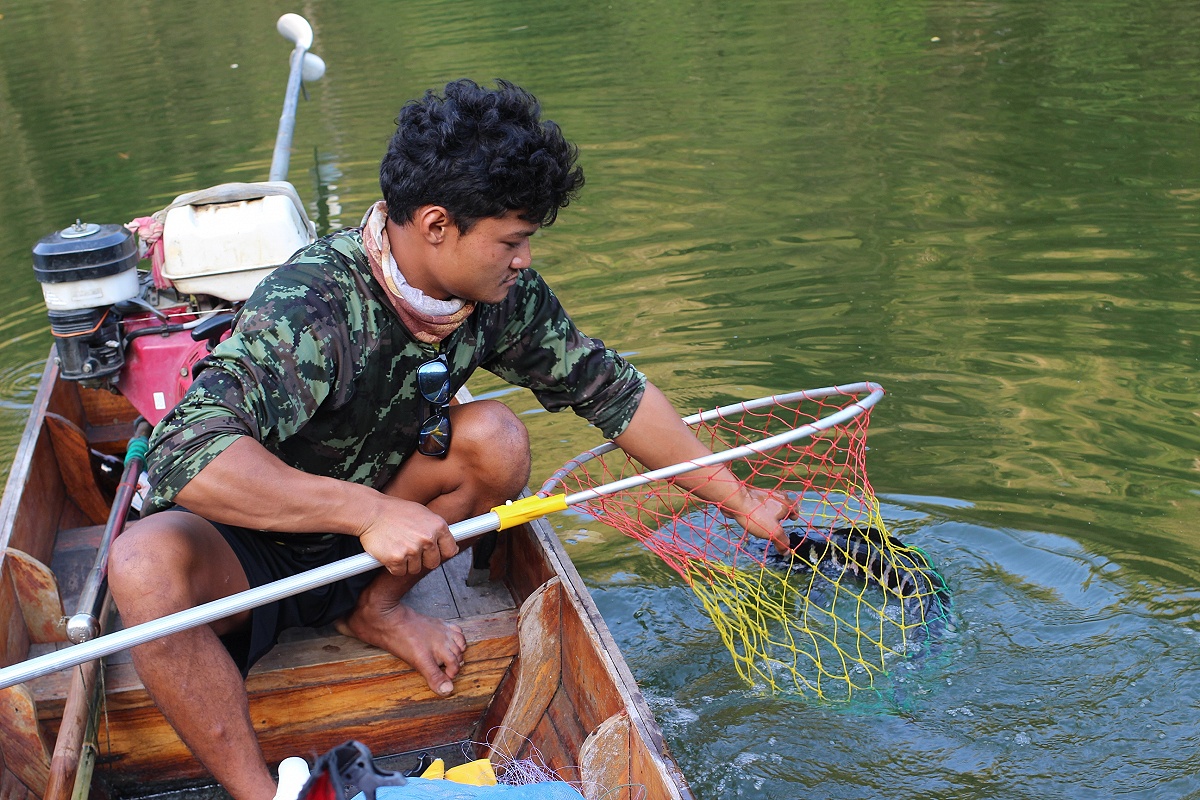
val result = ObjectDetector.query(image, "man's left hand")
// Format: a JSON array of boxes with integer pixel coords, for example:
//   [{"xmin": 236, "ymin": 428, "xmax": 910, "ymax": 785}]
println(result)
[{"xmin": 725, "ymin": 487, "xmax": 797, "ymax": 553}]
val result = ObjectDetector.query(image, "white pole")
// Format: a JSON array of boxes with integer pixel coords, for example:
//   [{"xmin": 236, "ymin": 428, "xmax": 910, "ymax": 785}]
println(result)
[{"xmin": 268, "ymin": 14, "xmax": 315, "ymax": 182}]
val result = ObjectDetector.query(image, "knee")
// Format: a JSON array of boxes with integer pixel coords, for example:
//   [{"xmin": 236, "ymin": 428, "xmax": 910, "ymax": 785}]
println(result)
[
  {"xmin": 452, "ymin": 400, "xmax": 531, "ymax": 493},
  {"xmin": 109, "ymin": 523, "xmax": 155, "ymax": 589},
  {"xmin": 108, "ymin": 516, "xmax": 194, "ymax": 608}
]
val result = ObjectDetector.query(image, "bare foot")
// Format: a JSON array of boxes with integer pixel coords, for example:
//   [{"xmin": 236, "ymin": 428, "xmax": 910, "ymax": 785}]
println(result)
[{"xmin": 336, "ymin": 601, "xmax": 467, "ymax": 696}]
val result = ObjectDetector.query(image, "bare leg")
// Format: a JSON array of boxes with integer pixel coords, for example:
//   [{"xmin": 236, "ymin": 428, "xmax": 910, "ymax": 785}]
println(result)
[
  {"xmin": 107, "ymin": 400, "xmax": 530, "ymax": 795},
  {"xmin": 335, "ymin": 400, "xmax": 531, "ymax": 695},
  {"xmin": 108, "ymin": 511, "xmax": 274, "ymax": 800}
]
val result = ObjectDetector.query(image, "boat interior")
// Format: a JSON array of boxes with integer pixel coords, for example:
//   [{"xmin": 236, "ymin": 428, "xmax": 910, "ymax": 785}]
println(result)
[{"xmin": 0, "ymin": 363, "xmax": 688, "ymax": 800}]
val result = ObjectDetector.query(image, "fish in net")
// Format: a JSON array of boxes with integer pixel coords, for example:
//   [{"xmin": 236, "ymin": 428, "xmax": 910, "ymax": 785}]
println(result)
[{"xmin": 539, "ymin": 383, "xmax": 952, "ymax": 700}]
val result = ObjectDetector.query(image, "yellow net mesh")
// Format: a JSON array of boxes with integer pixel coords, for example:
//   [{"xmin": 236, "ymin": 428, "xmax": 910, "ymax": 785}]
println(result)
[{"xmin": 540, "ymin": 384, "xmax": 950, "ymax": 700}]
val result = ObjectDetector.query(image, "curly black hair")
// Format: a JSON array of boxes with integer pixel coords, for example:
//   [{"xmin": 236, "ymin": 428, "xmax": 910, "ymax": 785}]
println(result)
[{"xmin": 380, "ymin": 79, "xmax": 585, "ymax": 233}]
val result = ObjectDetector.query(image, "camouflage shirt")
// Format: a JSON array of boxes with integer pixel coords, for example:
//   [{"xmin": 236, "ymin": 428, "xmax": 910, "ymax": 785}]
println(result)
[{"xmin": 144, "ymin": 227, "xmax": 646, "ymax": 515}]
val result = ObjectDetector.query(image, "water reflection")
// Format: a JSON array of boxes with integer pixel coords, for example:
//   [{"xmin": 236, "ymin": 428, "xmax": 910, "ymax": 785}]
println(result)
[{"xmin": 1, "ymin": 0, "xmax": 1198, "ymax": 797}]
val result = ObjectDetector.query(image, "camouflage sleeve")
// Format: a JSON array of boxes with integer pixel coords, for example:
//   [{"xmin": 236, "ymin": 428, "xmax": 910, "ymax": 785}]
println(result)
[
  {"xmin": 482, "ymin": 271, "xmax": 646, "ymax": 439},
  {"xmin": 144, "ymin": 268, "xmax": 352, "ymax": 514}
]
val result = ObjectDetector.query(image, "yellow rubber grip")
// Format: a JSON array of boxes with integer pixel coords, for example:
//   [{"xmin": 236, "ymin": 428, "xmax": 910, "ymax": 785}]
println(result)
[{"xmin": 492, "ymin": 493, "xmax": 568, "ymax": 530}]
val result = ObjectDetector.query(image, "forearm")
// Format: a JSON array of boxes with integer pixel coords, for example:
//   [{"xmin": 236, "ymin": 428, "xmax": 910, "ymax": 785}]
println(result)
[
  {"xmin": 613, "ymin": 383, "xmax": 748, "ymax": 506},
  {"xmin": 614, "ymin": 383, "xmax": 794, "ymax": 549},
  {"xmin": 173, "ymin": 435, "xmax": 381, "ymax": 536}
]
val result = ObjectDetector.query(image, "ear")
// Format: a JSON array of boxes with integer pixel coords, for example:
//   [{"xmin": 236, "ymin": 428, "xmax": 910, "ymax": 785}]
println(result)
[{"xmin": 414, "ymin": 205, "xmax": 453, "ymax": 244}]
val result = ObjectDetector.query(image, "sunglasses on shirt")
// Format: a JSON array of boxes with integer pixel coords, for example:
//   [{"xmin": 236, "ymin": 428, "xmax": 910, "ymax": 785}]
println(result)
[{"xmin": 416, "ymin": 355, "xmax": 452, "ymax": 457}]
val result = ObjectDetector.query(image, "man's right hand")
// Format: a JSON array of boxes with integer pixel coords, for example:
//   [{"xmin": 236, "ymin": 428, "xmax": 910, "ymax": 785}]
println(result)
[{"xmin": 354, "ymin": 496, "xmax": 459, "ymax": 576}]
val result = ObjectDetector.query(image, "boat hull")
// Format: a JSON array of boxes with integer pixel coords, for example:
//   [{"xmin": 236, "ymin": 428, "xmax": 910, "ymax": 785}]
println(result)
[{"xmin": 0, "ymin": 353, "xmax": 692, "ymax": 800}]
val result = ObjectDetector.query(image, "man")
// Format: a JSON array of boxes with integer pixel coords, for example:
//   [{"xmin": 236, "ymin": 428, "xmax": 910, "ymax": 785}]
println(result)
[{"xmin": 108, "ymin": 79, "xmax": 791, "ymax": 800}]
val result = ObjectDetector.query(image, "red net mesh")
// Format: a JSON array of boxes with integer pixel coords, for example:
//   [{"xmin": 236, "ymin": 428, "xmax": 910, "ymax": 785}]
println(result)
[{"xmin": 540, "ymin": 384, "xmax": 950, "ymax": 699}]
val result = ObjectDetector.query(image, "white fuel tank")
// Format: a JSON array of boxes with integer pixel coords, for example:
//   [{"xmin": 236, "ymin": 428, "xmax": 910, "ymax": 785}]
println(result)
[{"xmin": 160, "ymin": 182, "xmax": 316, "ymax": 302}]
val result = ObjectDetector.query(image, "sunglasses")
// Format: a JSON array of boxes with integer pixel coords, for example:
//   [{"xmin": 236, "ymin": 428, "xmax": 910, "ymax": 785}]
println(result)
[{"xmin": 416, "ymin": 355, "xmax": 452, "ymax": 457}]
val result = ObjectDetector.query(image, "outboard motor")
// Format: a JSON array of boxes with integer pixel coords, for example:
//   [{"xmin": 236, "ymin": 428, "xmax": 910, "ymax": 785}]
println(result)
[{"xmin": 32, "ymin": 221, "xmax": 140, "ymax": 383}]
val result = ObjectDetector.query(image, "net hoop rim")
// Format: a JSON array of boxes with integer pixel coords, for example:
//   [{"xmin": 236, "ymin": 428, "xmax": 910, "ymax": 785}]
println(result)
[{"xmin": 538, "ymin": 381, "xmax": 884, "ymax": 501}]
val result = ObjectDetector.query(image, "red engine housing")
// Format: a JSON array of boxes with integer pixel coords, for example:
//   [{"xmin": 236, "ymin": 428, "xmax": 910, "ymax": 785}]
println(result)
[{"xmin": 118, "ymin": 306, "xmax": 214, "ymax": 425}]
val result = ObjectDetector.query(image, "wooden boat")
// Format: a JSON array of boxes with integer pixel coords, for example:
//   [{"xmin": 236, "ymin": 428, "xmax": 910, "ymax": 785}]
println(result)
[
  {"xmin": 0, "ymin": 14, "xmax": 694, "ymax": 800},
  {"xmin": 0, "ymin": 362, "xmax": 694, "ymax": 799}
]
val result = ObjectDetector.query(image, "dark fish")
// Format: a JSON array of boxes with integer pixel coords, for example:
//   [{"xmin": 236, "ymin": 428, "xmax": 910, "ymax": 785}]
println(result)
[{"xmin": 768, "ymin": 526, "xmax": 952, "ymax": 628}]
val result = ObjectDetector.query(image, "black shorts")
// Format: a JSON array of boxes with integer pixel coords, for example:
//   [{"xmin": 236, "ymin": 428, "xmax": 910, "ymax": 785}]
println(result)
[{"xmin": 204, "ymin": 518, "xmax": 382, "ymax": 675}]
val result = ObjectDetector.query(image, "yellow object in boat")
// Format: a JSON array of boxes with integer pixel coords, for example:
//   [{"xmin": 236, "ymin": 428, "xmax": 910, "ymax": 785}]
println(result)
[
  {"xmin": 445, "ymin": 760, "xmax": 497, "ymax": 786},
  {"xmin": 418, "ymin": 758, "xmax": 497, "ymax": 787}
]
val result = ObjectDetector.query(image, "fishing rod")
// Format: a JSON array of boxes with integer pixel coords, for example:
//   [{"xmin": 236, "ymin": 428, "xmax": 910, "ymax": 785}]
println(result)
[{"xmin": 0, "ymin": 383, "xmax": 883, "ymax": 690}]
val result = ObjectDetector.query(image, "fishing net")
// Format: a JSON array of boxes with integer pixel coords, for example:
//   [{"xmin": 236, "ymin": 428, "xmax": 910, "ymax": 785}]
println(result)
[{"xmin": 539, "ymin": 383, "xmax": 951, "ymax": 700}]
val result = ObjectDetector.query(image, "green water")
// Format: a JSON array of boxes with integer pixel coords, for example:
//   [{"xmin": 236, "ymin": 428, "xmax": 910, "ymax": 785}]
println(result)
[{"xmin": 1, "ymin": 0, "xmax": 1197, "ymax": 797}]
